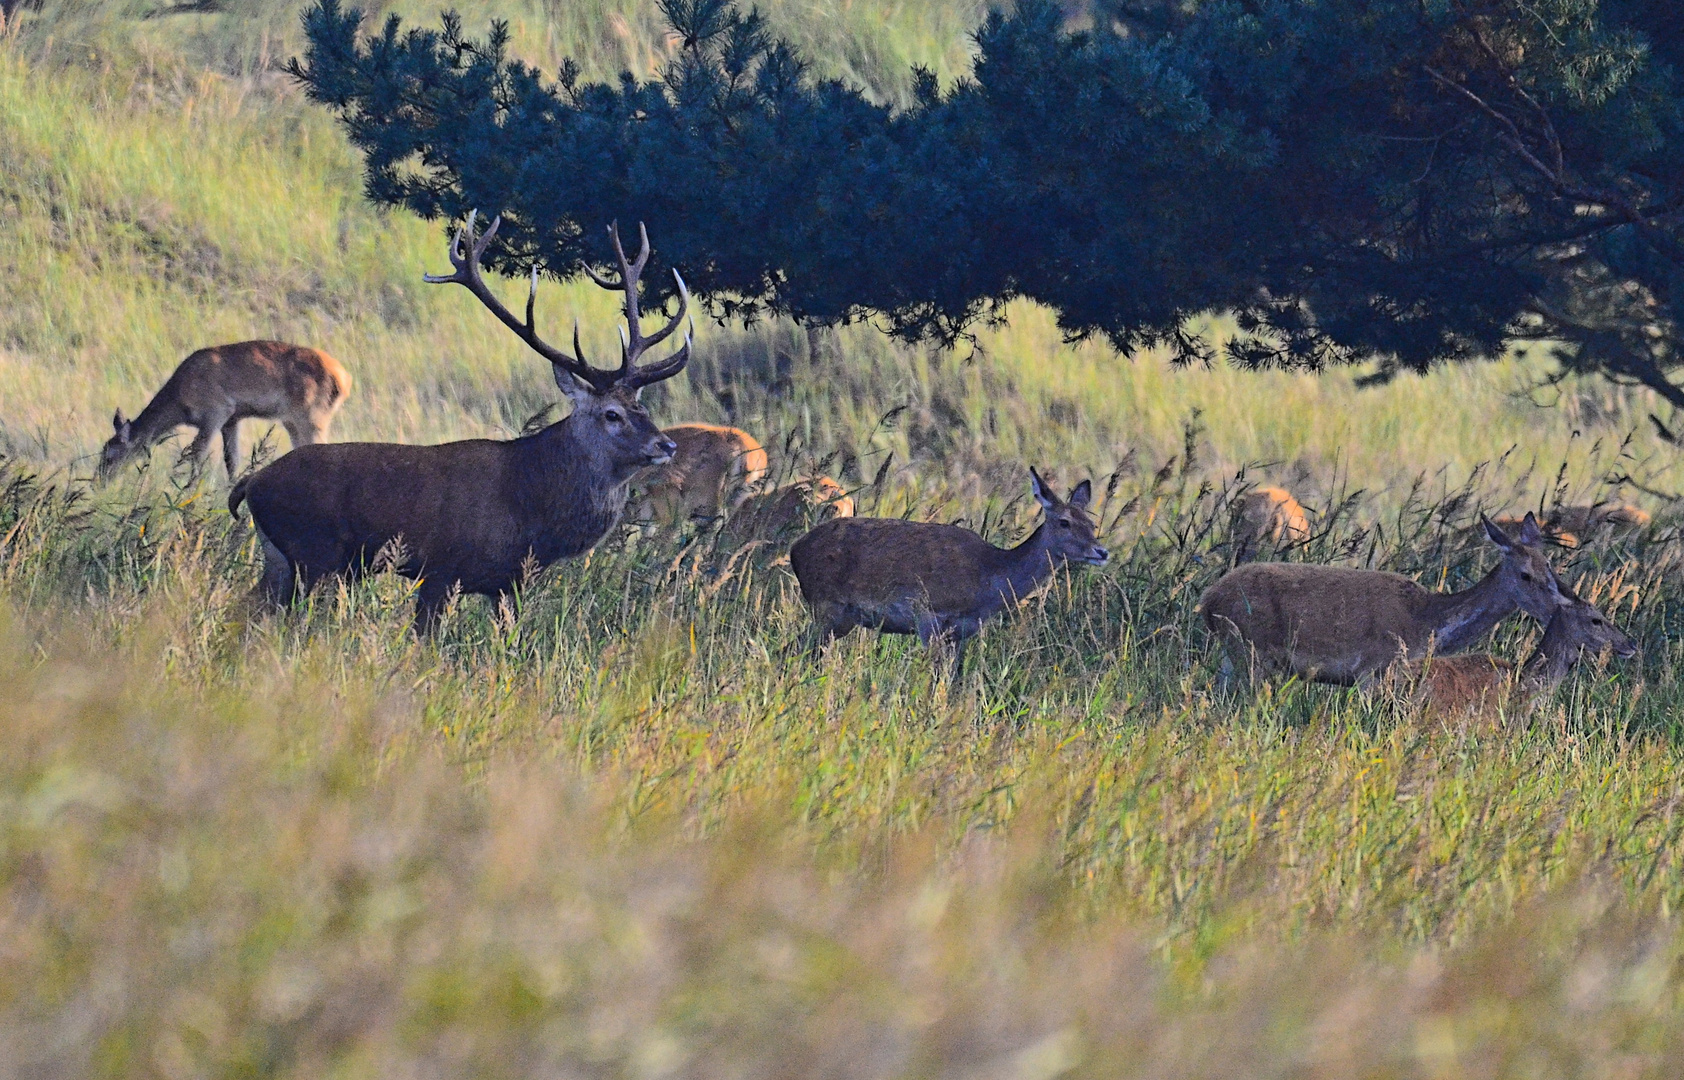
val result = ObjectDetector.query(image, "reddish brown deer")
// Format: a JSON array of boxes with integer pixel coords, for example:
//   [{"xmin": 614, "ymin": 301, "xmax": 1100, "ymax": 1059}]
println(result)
[
  {"xmin": 98, "ymin": 340, "xmax": 351, "ymax": 482},
  {"xmin": 229, "ymin": 214, "xmax": 690, "ymax": 632},
  {"xmin": 1387, "ymin": 588, "xmax": 1636, "ymax": 720},
  {"xmin": 789, "ymin": 470, "xmax": 1108, "ymax": 672},
  {"xmin": 1199, "ymin": 513, "xmax": 1568, "ymax": 686},
  {"xmin": 720, "ymin": 474, "xmax": 854, "ymax": 551},
  {"xmin": 630, "ymin": 423, "xmax": 769, "ymax": 528},
  {"xmin": 1494, "ymin": 502, "xmax": 1651, "ymax": 548},
  {"xmin": 1230, "ymin": 485, "xmax": 1310, "ymax": 560}
]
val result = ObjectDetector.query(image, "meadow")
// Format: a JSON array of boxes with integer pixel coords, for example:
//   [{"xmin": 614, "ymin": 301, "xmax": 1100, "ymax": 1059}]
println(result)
[{"xmin": 4, "ymin": 2, "xmax": 1684, "ymax": 1076}]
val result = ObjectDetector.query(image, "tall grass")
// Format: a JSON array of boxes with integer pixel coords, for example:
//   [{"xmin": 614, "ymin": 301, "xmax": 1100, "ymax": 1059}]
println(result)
[{"xmin": 5, "ymin": 4, "xmax": 1684, "ymax": 1075}]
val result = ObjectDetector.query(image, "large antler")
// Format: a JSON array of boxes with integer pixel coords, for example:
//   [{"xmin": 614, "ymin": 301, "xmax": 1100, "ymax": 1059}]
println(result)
[
  {"xmin": 580, "ymin": 221, "xmax": 693, "ymax": 390},
  {"xmin": 423, "ymin": 211, "xmax": 621, "ymax": 393}
]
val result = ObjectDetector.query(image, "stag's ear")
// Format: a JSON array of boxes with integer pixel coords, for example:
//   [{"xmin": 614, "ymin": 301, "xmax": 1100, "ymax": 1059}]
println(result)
[
  {"xmin": 112, "ymin": 409, "xmax": 127, "ymax": 434},
  {"xmin": 1481, "ymin": 514, "xmax": 1514, "ymax": 550},
  {"xmin": 1516, "ymin": 511, "xmax": 1546, "ymax": 546},
  {"xmin": 1030, "ymin": 467, "xmax": 1059, "ymax": 511},
  {"xmin": 1068, "ymin": 479, "xmax": 1093, "ymax": 510},
  {"xmin": 553, "ymin": 362, "xmax": 594, "ymax": 404}
]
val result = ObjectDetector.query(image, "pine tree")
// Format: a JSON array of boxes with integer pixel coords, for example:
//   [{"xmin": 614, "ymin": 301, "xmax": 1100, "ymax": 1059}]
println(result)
[{"xmin": 288, "ymin": 0, "xmax": 1684, "ymax": 403}]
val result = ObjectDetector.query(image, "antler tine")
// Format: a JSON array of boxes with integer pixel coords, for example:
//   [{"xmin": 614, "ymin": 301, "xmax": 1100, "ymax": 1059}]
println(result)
[
  {"xmin": 623, "ymin": 321, "xmax": 694, "ymax": 390},
  {"xmin": 423, "ymin": 210, "xmax": 616, "ymax": 391},
  {"xmin": 573, "ymin": 320, "xmax": 590, "ymax": 367},
  {"xmin": 631, "ymin": 268, "xmax": 690, "ymax": 356}
]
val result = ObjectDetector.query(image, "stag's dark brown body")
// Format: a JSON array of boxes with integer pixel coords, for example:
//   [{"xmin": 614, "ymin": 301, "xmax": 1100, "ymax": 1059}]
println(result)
[
  {"xmin": 231, "ymin": 405, "xmax": 647, "ymax": 620},
  {"xmin": 231, "ymin": 213, "xmax": 691, "ymax": 631}
]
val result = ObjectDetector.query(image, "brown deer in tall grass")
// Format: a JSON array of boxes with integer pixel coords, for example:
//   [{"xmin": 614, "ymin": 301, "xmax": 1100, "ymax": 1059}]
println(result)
[
  {"xmin": 1494, "ymin": 502, "xmax": 1651, "ymax": 548},
  {"xmin": 790, "ymin": 469, "xmax": 1108, "ymax": 672},
  {"xmin": 720, "ymin": 474, "xmax": 854, "ymax": 551},
  {"xmin": 1230, "ymin": 485, "xmax": 1310, "ymax": 560},
  {"xmin": 631, "ymin": 423, "xmax": 769, "ymax": 528},
  {"xmin": 98, "ymin": 340, "xmax": 351, "ymax": 482},
  {"xmin": 1199, "ymin": 513, "xmax": 1568, "ymax": 686},
  {"xmin": 1387, "ymin": 588, "xmax": 1636, "ymax": 720},
  {"xmin": 229, "ymin": 213, "xmax": 691, "ymax": 632}
]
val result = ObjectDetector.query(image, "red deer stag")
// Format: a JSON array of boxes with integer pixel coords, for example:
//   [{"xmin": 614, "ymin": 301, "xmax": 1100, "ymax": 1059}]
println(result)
[
  {"xmin": 1200, "ymin": 513, "xmax": 1567, "ymax": 687},
  {"xmin": 98, "ymin": 340, "xmax": 351, "ymax": 482},
  {"xmin": 229, "ymin": 213, "xmax": 691, "ymax": 632},
  {"xmin": 790, "ymin": 469, "xmax": 1108, "ymax": 673}
]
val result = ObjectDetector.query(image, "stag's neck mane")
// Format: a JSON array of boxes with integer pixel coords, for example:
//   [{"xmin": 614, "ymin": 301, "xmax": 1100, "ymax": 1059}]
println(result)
[{"xmin": 508, "ymin": 417, "xmax": 633, "ymax": 562}]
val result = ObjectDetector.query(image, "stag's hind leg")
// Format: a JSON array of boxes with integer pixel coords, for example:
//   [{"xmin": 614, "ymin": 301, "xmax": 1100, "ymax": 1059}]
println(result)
[{"xmin": 251, "ymin": 525, "xmax": 297, "ymax": 613}]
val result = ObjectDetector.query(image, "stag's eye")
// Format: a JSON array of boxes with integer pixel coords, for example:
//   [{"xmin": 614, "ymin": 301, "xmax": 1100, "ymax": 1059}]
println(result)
[
  {"xmin": 605, "ymin": 409, "xmax": 622, "ymax": 423},
  {"xmin": 1058, "ymin": 519, "xmax": 1072, "ymax": 529},
  {"xmin": 1520, "ymin": 571, "xmax": 1535, "ymax": 582}
]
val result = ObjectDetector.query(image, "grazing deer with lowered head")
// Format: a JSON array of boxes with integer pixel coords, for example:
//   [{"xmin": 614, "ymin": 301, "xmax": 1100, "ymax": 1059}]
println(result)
[
  {"xmin": 789, "ymin": 469, "xmax": 1108, "ymax": 672},
  {"xmin": 229, "ymin": 213, "xmax": 691, "ymax": 632},
  {"xmin": 1387, "ymin": 588, "xmax": 1636, "ymax": 721},
  {"xmin": 1199, "ymin": 513, "xmax": 1567, "ymax": 687},
  {"xmin": 99, "ymin": 340, "xmax": 350, "ymax": 482},
  {"xmin": 631, "ymin": 423, "xmax": 769, "ymax": 528},
  {"xmin": 1231, "ymin": 485, "xmax": 1310, "ymax": 561},
  {"xmin": 1495, "ymin": 502, "xmax": 1650, "ymax": 548},
  {"xmin": 720, "ymin": 474, "xmax": 853, "ymax": 551}
]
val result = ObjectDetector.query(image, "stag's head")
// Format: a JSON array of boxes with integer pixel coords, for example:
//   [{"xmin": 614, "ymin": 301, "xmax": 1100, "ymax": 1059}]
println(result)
[
  {"xmin": 424, "ymin": 212, "xmax": 691, "ymax": 480},
  {"xmin": 1031, "ymin": 468, "xmax": 1109, "ymax": 566},
  {"xmin": 1480, "ymin": 512, "xmax": 1569, "ymax": 620}
]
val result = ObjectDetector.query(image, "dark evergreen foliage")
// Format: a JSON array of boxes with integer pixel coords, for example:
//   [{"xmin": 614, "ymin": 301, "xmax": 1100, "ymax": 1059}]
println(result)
[{"xmin": 288, "ymin": 0, "xmax": 1683, "ymax": 402}]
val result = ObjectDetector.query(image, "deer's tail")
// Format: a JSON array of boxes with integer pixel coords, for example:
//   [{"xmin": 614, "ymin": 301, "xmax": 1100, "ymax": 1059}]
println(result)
[{"xmin": 228, "ymin": 477, "xmax": 252, "ymax": 518}]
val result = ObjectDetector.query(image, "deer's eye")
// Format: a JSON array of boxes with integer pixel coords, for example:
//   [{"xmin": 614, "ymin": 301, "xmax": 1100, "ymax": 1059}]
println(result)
[
  {"xmin": 605, "ymin": 409, "xmax": 622, "ymax": 423},
  {"xmin": 1520, "ymin": 571, "xmax": 1535, "ymax": 582},
  {"xmin": 1059, "ymin": 519, "xmax": 1072, "ymax": 529}
]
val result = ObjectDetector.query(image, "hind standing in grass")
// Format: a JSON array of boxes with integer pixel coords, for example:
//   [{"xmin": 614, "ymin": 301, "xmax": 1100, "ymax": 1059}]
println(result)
[{"xmin": 790, "ymin": 469, "xmax": 1108, "ymax": 673}]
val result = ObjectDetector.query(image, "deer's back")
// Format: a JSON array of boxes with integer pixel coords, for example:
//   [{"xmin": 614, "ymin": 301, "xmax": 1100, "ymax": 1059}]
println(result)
[
  {"xmin": 722, "ymin": 476, "xmax": 853, "ymax": 547},
  {"xmin": 637, "ymin": 424, "xmax": 768, "ymax": 525},
  {"xmin": 790, "ymin": 517, "xmax": 998, "ymax": 614},
  {"xmin": 175, "ymin": 341, "xmax": 350, "ymax": 417},
  {"xmin": 1200, "ymin": 563, "xmax": 1444, "ymax": 680},
  {"xmin": 1234, "ymin": 487, "xmax": 1310, "ymax": 545}
]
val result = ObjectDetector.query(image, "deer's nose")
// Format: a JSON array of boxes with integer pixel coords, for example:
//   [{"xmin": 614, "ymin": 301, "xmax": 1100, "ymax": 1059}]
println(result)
[
  {"xmin": 647, "ymin": 436, "xmax": 678, "ymax": 464},
  {"xmin": 1088, "ymin": 544, "xmax": 1109, "ymax": 565}
]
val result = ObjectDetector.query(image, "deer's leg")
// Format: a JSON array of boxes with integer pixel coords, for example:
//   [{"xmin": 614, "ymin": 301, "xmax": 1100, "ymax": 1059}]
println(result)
[
  {"xmin": 808, "ymin": 603, "xmax": 857, "ymax": 658},
  {"xmin": 220, "ymin": 418, "xmax": 242, "ymax": 480},
  {"xmin": 252, "ymin": 526, "xmax": 296, "ymax": 612},
  {"xmin": 182, "ymin": 424, "xmax": 216, "ymax": 475},
  {"xmin": 412, "ymin": 578, "xmax": 457, "ymax": 637}
]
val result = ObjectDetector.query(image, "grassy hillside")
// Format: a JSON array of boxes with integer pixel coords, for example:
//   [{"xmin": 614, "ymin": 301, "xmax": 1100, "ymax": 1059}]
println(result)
[{"xmin": 4, "ymin": 4, "xmax": 1684, "ymax": 1076}]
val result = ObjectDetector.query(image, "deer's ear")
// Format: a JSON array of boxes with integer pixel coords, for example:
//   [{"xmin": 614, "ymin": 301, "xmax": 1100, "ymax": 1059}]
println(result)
[
  {"xmin": 1481, "ymin": 514, "xmax": 1514, "ymax": 550},
  {"xmin": 1068, "ymin": 479, "xmax": 1093, "ymax": 510},
  {"xmin": 112, "ymin": 409, "xmax": 127, "ymax": 432},
  {"xmin": 1030, "ymin": 467, "xmax": 1059, "ymax": 511},
  {"xmin": 553, "ymin": 363, "xmax": 593, "ymax": 404},
  {"xmin": 1517, "ymin": 511, "xmax": 1545, "ymax": 546}
]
